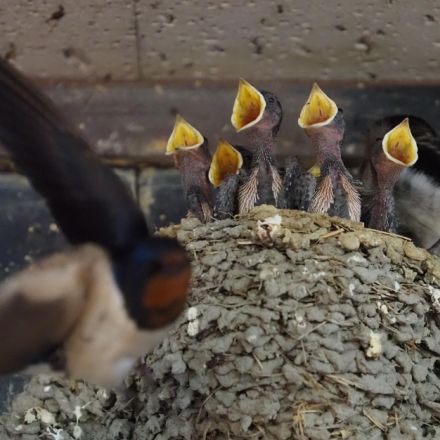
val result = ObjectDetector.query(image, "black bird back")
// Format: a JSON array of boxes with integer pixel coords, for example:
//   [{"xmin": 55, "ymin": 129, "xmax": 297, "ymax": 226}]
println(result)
[{"xmin": 0, "ymin": 58, "xmax": 149, "ymax": 257}]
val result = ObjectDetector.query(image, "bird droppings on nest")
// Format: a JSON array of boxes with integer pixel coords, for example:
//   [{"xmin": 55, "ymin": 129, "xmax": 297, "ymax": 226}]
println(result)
[{"xmin": 2, "ymin": 206, "xmax": 440, "ymax": 440}]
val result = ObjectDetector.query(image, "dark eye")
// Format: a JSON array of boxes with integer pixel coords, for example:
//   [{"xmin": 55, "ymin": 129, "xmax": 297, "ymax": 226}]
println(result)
[
  {"xmin": 268, "ymin": 96, "xmax": 274, "ymax": 104},
  {"xmin": 338, "ymin": 108, "xmax": 344, "ymax": 113},
  {"xmin": 376, "ymin": 137, "xmax": 382, "ymax": 142}
]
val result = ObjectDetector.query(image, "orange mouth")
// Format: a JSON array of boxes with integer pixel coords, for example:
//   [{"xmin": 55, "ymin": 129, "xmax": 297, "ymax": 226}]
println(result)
[
  {"xmin": 382, "ymin": 118, "xmax": 418, "ymax": 166},
  {"xmin": 165, "ymin": 114, "xmax": 204, "ymax": 155},
  {"xmin": 208, "ymin": 139, "xmax": 243, "ymax": 188},
  {"xmin": 231, "ymin": 79, "xmax": 266, "ymax": 132},
  {"xmin": 298, "ymin": 83, "xmax": 338, "ymax": 128}
]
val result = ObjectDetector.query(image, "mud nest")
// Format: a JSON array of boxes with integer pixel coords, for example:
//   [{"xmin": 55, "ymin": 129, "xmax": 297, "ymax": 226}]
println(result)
[{"xmin": 2, "ymin": 206, "xmax": 440, "ymax": 440}]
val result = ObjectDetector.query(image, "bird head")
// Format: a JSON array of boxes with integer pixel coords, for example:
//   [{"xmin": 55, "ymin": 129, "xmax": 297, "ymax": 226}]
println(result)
[
  {"xmin": 298, "ymin": 83, "xmax": 338, "ymax": 128},
  {"xmin": 298, "ymin": 82, "xmax": 345, "ymax": 145},
  {"xmin": 231, "ymin": 79, "xmax": 283, "ymax": 136},
  {"xmin": 382, "ymin": 118, "xmax": 418, "ymax": 167},
  {"xmin": 115, "ymin": 237, "xmax": 191, "ymax": 330},
  {"xmin": 208, "ymin": 139, "xmax": 243, "ymax": 188},
  {"xmin": 166, "ymin": 114, "xmax": 205, "ymax": 158},
  {"xmin": 372, "ymin": 118, "xmax": 418, "ymax": 182}
]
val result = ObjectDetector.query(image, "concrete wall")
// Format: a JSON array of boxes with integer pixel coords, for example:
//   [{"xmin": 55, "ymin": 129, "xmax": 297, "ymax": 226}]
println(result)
[{"xmin": 2, "ymin": 0, "xmax": 440, "ymax": 81}]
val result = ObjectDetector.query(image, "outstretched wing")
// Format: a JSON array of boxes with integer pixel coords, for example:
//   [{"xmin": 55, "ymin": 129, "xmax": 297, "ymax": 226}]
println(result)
[{"xmin": 0, "ymin": 58, "xmax": 148, "ymax": 256}]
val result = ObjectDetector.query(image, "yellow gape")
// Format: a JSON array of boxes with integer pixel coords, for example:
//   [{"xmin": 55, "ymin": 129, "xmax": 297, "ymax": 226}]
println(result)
[
  {"xmin": 208, "ymin": 139, "xmax": 243, "ymax": 188},
  {"xmin": 166, "ymin": 114, "xmax": 204, "ymax": 155},
  {"xmin": 382, "ymin": 118, "xmax": 418, "ymax": 166},
  {"xmin": 298, "ymin": 83, "xmax": 338, "ymax": 128},
  {"xmin": 231, "ymin": 79, "xmax": 266, "ymax": 132}
]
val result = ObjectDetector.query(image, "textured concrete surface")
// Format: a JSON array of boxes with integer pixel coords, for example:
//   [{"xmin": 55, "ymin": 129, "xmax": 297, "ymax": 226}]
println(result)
[
  {"xmin": 3, "ymin": 0, "xmax": 440, "ymax": 81},
  {"xmin": 0, "ymin": 1, "xmax": 137, "ymax": 80}
]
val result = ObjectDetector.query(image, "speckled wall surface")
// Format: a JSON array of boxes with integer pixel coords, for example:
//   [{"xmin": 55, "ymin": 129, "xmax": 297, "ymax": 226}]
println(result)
[{"xmin": 2, "ymin": 0, "xmax": 440, "ymax": 81}]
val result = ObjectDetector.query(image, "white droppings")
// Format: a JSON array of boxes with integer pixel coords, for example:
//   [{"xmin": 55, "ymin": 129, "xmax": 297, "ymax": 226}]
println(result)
[
  {"xmin": 73, "ymin": 425, "xmax": 83, "ymax": 439},
  {"xmin": 347, "ymin": 254, "xmax": 368, "ymax": 264},
  {"xmin": 428, "ymin": 286, "xmax": 440, "ymax": 313},
  {"xmin": 295, "ymin": 313, "xmax": 307, "ymax": 329},
  {"xmin": 377, "ymin": 302, "xmax": 396, "ymax": 324},
  {"xmin": 74, "ymin": 405, "xmax": 82, "ymax": 422},
  {"xmin": 366, "ymin": 331, "xmax": 382, "ymax": 358},
  {"xmin": 187, "ymin": 320, "xmax": 199, "ymax": 337},
  {"xmin": 24, "ymin": 409, "xmax": 36, "ymax": 424},
  {"xmin": 187, "ymin": 306, "xmax": 200, "ymax": 336},
  {"xmin": 260, "ymin": 214, "xmax": 282, "ymax": 226},
  {"xmin": 24, "ymin": 407, "xmax": 56, "ymax": 425},
  {"xmin": 348, "ymin": 283, "xmax": 356, "ymax": 296},
  {"xmin": 187, "ymin": 306, "xmax": 198, "ymax": 320},
  {"xmin": 45, "ymin": 427, "xmax": 65, "ymax": 440}
]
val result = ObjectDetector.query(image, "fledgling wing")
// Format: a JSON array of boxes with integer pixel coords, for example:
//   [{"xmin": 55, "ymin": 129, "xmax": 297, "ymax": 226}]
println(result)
[
  {"xmin": 284, "ymin": 157, "xmax": 316, "ymax": 211},
  {"xmin": 0, "ymin": 246, "xmax": 97, "ymax": 375},
  {"xmin": 0, "ymin": 58, "xmax": 149, "ymax": 256},
  {"xmin": 214, "ymin": 174, "xmax": 240, "ymax": 219}
]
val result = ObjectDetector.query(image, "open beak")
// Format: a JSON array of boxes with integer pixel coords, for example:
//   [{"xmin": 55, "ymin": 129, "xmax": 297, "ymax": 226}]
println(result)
[
  {"xmin": 231, "ymin": 79, "xmax": 266, "ymax": 132},
  {"xmin": 165, "ymin": 114, "xmax": 204, "ymax": 155},
  {"xmin": 382, "ymin": 118, "xmax": 418, "ymax": 167},
  {"xmin": 298, "ymin": 83, "xmax": 338, "ymax": 128},
  {"xmin": 208, "ymin": 139, "xmax": 243, "ymax": 188}
]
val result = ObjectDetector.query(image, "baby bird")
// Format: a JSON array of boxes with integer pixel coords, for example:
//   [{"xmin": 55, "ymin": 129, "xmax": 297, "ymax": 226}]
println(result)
[
  {"xmin": 166, "ymin": 115, "xmax": 213, "ymax": 222},
  {"xmin": 231, "ymin": 79, "xmax": 284, "ymax": 214},
  {"xmin": 208, "ymin": 138, "xmax": 244, "ymax": 219},
  {"xmin": 361, "ymin": 118, "xmax": 418, "ymax": 232},
  {"xmin": 368, "ymin": 115, "xmax": 440, "ymax": 254},
  {"xmin": 296, "ymin": 83, "xmax": 361, "ymax": 221},
  {"xmin": 0, "ymin": 58, "xmax": 191, "ymax": 388}
]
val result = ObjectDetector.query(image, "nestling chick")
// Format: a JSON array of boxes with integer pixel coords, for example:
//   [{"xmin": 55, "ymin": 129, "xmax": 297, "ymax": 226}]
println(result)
[
  {"xmin": 361, "ymin": 118, "xmax": 418, "ymax": 232},
  {"xmin": 208, "ymin": 138, "xmax": 244, "ymax": 219},
  {"xmin": 166, "ymin": 115, "xmax": 213, "ymax": 222},
  {"xmin": 296, "ymin": 83, "xmax": 361, "ymax": 221},
  {"xmin": 231, "ymin": 79, "xmax": 284, "ymax": 214},
  {"xmin": 369, "ymin": 115, "xmax": 440, "ymax": 254}
]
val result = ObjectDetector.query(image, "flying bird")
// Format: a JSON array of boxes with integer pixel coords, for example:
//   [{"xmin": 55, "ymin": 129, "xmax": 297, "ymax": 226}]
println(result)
[
  {"xmin": 0, "ymin": 58, "xmax": 191, "ymax": 388},
  {"xmin": 361, "ymin": 117, "xmax": 418, "ymax": 232},
  {"xmin": 166, "ymin": 115, "xmax": 213, "ymax": 222},
  {"xmin": 294, "ymin": 83, "xmax": 361, "ymax": 221},
  {"xmin": 230, "ymin": 79, "xmax": 284, "ymax": 214}
]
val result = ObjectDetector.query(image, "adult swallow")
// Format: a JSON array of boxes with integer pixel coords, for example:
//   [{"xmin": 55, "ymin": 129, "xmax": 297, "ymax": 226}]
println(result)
[
  {"xmin": 0, "ymin": 58, "xmax": 191, "ymax": 387},
  {"xmin": 208, "ymin": 138, "xmax": 244, "ymax": 219},
  {"xmin": 166, "ymin": 115, "xmax": 213, "ymax": 222},
  {"xmin": 297, "ymin": 83, "xmax": 361, "ymax": 221},
  {"xmin": 231, "ymin": 79, "xmax": 284, "ymax": 214},
  {"xmin": 361, "ymin": 118, "xmax": 418, "ymax": 232}
]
